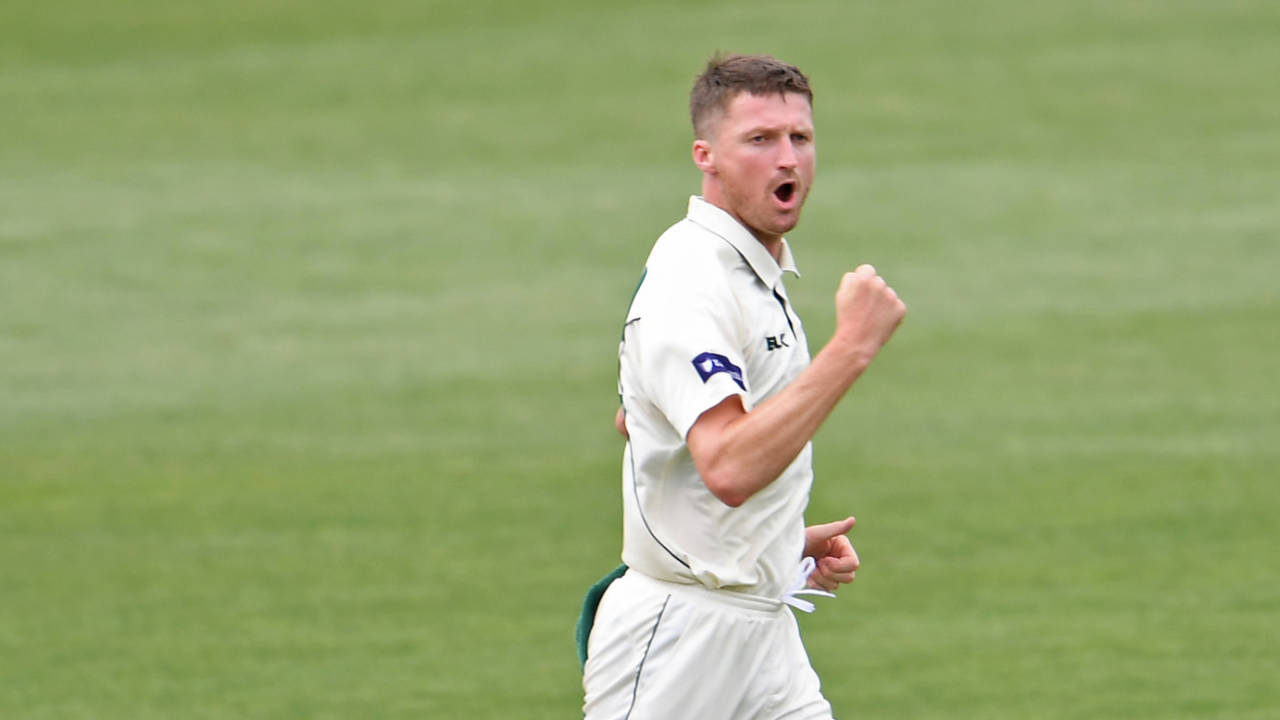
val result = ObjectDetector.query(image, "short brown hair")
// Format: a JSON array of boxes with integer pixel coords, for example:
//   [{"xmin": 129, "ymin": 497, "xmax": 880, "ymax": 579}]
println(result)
[{"xmin": 690, "ymin": 53, "xmax": 813, "ymax": 139}]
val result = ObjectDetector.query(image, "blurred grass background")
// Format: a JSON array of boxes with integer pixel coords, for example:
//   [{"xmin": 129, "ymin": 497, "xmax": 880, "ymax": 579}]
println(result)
[{"xmin": 2, "ymin": 0, "xmax": 1277, "ymax": 717}]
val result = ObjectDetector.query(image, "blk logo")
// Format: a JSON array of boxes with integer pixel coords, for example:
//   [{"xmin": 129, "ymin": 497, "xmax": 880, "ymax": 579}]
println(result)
[{"xmin": 765, "ymin": 333, "xmax": 790, "ymax": 351}]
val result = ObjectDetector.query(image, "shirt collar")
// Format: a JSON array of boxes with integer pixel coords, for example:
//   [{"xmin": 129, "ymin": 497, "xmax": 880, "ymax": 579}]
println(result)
[{"xmin": 686, "ymin": 196, "xmax": 801, "ymax": 287}]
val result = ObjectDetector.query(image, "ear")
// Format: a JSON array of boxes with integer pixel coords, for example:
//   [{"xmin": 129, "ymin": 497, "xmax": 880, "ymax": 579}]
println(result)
[{"xmin": 692, "ymin": 139, "xmax": 716, "ymax": 174}]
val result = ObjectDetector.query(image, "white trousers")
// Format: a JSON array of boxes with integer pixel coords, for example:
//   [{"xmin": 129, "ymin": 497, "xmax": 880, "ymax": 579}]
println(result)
[{"xmin": 583, "ymin": 570, "xmax": 834, "ymax": 720}]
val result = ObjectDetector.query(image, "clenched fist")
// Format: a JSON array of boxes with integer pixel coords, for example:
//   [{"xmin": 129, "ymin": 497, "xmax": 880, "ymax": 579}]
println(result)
[{"xmin": 833, "ymin": 264, "xmax": 906, "ymax": 366}]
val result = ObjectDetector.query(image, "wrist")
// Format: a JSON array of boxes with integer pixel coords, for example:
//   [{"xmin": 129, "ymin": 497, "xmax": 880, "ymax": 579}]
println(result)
[{"xmin": 824, "ymin": 330, "xmax": 876, "ymax": 373}]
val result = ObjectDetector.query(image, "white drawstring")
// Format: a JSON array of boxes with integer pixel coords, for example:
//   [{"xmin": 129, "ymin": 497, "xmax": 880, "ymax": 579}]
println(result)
[{"xmin": 782, "ymin": 556, "xmax": 836, "ymax": 613}]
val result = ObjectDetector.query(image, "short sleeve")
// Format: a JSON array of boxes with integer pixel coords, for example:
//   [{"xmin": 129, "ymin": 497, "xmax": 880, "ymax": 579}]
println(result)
[{"xmin": 626, "ymin": 273, "xmax": 748, "ymax": 439}]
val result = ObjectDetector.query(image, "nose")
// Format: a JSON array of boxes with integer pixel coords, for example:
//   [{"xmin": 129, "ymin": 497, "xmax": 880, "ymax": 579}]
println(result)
[{"xmin": 776, "ymin": 138, "xmax": 798, "ymax": 170}]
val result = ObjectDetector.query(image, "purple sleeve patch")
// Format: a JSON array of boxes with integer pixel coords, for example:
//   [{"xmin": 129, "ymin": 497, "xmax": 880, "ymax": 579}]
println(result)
[{"xmin": 691, "ymin": 352, "xmax": 746, "ymax": 391}]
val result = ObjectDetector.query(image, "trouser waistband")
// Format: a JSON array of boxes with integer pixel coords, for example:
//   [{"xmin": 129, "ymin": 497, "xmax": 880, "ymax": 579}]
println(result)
[{"xmin": 623, "ymin": 569, "xmax": 785, "ymax": 614}]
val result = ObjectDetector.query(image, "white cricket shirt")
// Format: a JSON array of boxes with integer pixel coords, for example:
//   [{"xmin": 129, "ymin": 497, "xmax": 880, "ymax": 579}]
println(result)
[{"xmin": 617, "ymin": 196, "xmax": 814, "ymax": 600}]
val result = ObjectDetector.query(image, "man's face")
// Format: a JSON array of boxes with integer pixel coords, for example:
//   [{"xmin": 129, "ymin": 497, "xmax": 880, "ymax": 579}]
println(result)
[{"xmin": 696, "ymin": 91, "xmax": 816, "ymax": 246}]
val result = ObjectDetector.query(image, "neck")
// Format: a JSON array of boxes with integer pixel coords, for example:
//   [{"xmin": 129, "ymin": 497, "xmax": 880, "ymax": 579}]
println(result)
[
  {"xmin": 700, "ymin": 182, "xmax": 783, "ymax": 262},
  {"xmin": 754, "ymin": 232, "xmax": 784, "ymax": 263}
]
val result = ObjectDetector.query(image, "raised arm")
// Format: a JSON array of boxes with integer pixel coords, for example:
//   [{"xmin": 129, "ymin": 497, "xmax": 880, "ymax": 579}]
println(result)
[{"xmin": 686, "ymin": 264, "xmax": 905, "ymax": 507}]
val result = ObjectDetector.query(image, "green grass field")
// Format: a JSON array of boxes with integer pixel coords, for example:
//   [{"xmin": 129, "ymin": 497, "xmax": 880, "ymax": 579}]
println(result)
[{"xmin": 3, "ymin": 1, "xmax": 1278, "ymax": 717}]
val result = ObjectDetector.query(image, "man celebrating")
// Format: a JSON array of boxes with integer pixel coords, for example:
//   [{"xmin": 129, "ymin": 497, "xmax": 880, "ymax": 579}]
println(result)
[{"xmin": 582, "ymin": 54, "xmax": 907, "ymax": 719}]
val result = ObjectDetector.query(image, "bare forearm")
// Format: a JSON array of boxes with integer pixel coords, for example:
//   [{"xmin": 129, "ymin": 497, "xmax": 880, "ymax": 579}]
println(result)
[
  {"xmin": 693, "ymin": 336, "xmax": 871, "ymax": 506},
  {"xmin": 689, "ymin": 265, "xmax": 905, "ymax": 507}
]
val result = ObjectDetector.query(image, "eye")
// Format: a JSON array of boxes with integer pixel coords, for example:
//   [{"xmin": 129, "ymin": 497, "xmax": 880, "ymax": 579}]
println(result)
[{"xmin": 791, "ymin": 133, "xmax": 811, "ymax": 144}]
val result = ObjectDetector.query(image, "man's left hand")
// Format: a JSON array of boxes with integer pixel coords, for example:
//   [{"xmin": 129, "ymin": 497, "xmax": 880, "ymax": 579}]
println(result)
[{"xmin": 803, "ymin": 516, "xmax": 860, "ymax": 592}]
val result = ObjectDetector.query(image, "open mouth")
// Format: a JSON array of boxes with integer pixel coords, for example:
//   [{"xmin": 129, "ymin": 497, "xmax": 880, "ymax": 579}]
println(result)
[{"xmin": 773, "ymin": 181, "xmax": 797, "ymax": 205}]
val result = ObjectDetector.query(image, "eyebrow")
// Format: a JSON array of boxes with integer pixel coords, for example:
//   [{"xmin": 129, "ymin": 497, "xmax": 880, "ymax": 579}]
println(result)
[{"xmin": 741, "ymin": 124, "xmax": 813, "ymax": 137}]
